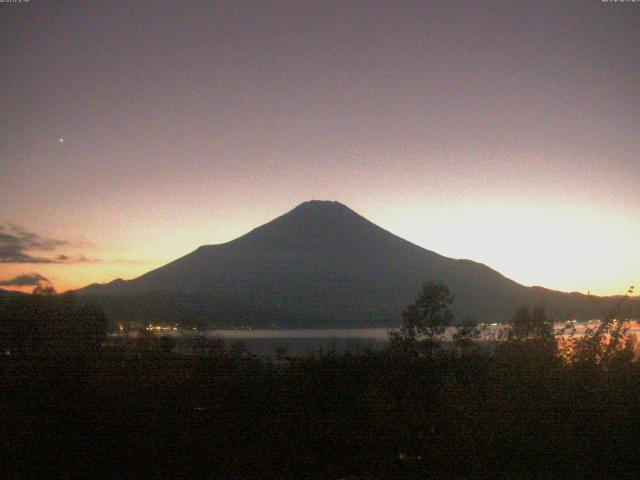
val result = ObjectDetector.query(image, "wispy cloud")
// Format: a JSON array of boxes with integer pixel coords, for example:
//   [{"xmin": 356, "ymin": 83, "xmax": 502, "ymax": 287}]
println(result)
[
  {"xmin": 53, "ymin": 254, "xmax": 102, "ymax": 264},
  {"xmin": 0, "ymin": 272, "xmax": 49, "ymax": 287},
  {"xmin": 0, "ymin": 224, "xmax": 100, "ymax": 264}
]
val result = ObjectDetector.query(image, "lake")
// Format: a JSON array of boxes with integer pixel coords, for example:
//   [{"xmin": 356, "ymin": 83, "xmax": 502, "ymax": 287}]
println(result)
[{"xmin": 112, "ymin": 321, "xmax": 640, "ymax": 356}]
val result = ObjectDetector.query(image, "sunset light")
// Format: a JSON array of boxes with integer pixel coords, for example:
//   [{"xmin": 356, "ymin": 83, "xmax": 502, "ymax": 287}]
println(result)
[
  {"xmin": 2, "ymin": 2, "xmax": 639, "ymax": 477},
  {"xmin": 0, "ymin": 1, "xmax": 637, "ymax": 297}
]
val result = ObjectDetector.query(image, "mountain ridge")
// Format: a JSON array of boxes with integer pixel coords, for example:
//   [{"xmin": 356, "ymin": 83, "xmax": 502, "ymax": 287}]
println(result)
[{"xmin": 76, "ymin": 201, "xmax": 638, "ymax": 327}]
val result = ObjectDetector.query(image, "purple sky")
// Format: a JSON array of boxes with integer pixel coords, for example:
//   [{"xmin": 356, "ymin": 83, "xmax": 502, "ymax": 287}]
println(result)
[{"xmin": 1, "ymin": 0, "xmax": 638, "ymax": 294}]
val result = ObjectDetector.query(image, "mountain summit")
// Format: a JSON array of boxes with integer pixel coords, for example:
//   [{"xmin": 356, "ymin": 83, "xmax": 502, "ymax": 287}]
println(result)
[
  {"xmin": 210, "ymin": 200, "xmax": 382, "ymax": 252},
  {"xmin": 77, "ymin": 201, "xmax": 633, "ymax": 327}
]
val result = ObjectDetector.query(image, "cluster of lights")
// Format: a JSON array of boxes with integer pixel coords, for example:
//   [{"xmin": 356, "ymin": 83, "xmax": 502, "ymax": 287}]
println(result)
[
  {"xmin": 146, "ymin": 324, "xmax": 179, "ymax": 332},
  {"xmin": 116, "ymin": 323, "xmax": 200, "ymax": 333}
]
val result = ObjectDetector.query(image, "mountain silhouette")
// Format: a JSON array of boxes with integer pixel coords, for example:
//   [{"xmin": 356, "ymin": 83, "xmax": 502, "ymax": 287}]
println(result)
[
  {"xmin": 77, "ymin": 201, "xmax": 637, "ymax": 327},
  {"xmin": 0, "ymin": 288, "xmax": 27, "ymax": 297}
]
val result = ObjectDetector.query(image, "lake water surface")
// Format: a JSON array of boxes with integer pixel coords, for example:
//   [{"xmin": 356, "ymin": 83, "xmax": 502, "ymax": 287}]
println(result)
[
  {"xmin": 189, "ymin": 321, "xmax": 640, "ymax": 340},
  {"xmin": 110, "ymin": 321, "xmax": 640, "ymax": 356},
  {"xmin": 134, "ymin": 321, "xmax": 640, "ymax": 356}
]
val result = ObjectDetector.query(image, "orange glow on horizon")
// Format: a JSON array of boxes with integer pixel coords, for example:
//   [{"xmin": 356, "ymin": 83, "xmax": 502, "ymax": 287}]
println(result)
[
  {"xmin": 1, "ymin": 198, "xmax": 637, "ymax": 298},
  {"xmin": 1, "ymin": 1, "xmax": 638, "ymax": 301}
]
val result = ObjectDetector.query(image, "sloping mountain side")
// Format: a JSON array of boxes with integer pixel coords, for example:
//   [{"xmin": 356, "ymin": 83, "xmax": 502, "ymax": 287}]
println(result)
[
  {"xmin": 0, "ymin": 288, "xmax": 27, "ymax": 297},
  {"xmin": 76, "ymin": 201, "xmax": 638, "ymax": 328}
]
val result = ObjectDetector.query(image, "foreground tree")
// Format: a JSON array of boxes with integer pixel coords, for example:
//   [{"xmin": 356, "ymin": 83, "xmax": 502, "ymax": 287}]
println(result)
[
  {"xmin": 399, "ymin": 281, "xmax": 454, "ymax": 354},
  {"xmin": 497, "ymin": 304, "xmax": 558, "ymax": 360},
  {"xmin": 506, "ymin": 304, "xmax": 555, "ymax": 343},
  {"xmin": 0, "ymin": 291, "xmax": 108, "ymax": 356},
  {"xmin": 451, "ymin": 318, "xmax": 482, "ymax": 356},
  {"xmin": 565, "ymin": 286, "xmax": 636, "ymax": 366}
]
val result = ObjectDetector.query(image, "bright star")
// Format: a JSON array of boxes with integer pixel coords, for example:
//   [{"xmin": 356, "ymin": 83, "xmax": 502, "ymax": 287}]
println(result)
[{"xmin": 59, "ymin": 138, "xmax": 64, "ymax": 143}]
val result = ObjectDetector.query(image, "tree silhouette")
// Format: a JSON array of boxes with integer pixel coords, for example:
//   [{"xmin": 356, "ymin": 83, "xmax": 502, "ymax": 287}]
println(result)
[
  {"xmin": 0, "ymin": 291, "xmax": 108, "ymax": 356},
  {"xmin": 495, "ymin": 304, "xmax": 559, "ymax": 362},
  {"xmin": 401, "ymin": 281, "xmax": 454, "ymax": 352},
  {"xmin": 566, "ymin": 286, "xmax": 636, "ymax": 365},
  {"xmin": 452, "ymin": 317, "xmax": 482, "ymax": 356},
  {"xmin": 506, "ymin": 305, "xmax": 554, "ymax": 342}
]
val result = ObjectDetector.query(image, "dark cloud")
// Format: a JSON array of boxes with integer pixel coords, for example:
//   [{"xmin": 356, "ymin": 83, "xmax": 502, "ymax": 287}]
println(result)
[
  {"xmin": 54, "ymin": 254, "xmax": 101, "ymax": 264},
  {"xmin": 75, "ymin": 255, "xmax": 102, "ymax": 263},
  {"xmin": 0, "ymin": 272, "xmax": 50, "ymax": 287},
  {"xmin": 0, "ymin": 224, "xmax": 99, "ymax": 264}
]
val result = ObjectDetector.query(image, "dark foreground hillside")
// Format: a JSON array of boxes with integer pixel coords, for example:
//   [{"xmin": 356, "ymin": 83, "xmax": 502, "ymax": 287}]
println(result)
[
  {"xmin": 3, "ymin": 287, "xmax": 640, "ymax": 479},
  {"xmin": 3, "ymin": 347, "xmax": 640, "ymax": 479}
]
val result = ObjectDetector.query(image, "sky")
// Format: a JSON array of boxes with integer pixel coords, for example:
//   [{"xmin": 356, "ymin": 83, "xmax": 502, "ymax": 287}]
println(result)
[{"xmin": 1, "ymin": 0, "xmax": 638, "ymax": 296}]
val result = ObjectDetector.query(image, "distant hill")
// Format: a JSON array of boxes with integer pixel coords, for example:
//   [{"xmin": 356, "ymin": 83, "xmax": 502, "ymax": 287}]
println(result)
[
  {"xmin": 0, "ymin": 288, "xmax": 27, "ymax": 297},
  {"xmin": 76, "ymin": 201, "xmax": 638, "ymax": 327}
]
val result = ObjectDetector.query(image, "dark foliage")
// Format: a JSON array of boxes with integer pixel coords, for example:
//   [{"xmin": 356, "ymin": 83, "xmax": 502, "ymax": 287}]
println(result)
[
  {"xmin": 3, "ymin": 347, "xmax": 640, "ymax": 478},
  {"xmin": 401, "ymin": 281, "xmax": 454, "ymax": 341},
  {"xmin": 0, "ymin": 291, "xmax": 108, "ymax": 357},
  {"xmin": 2, "ymin": 286, "xmax": 640, "ymax": 478}
]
